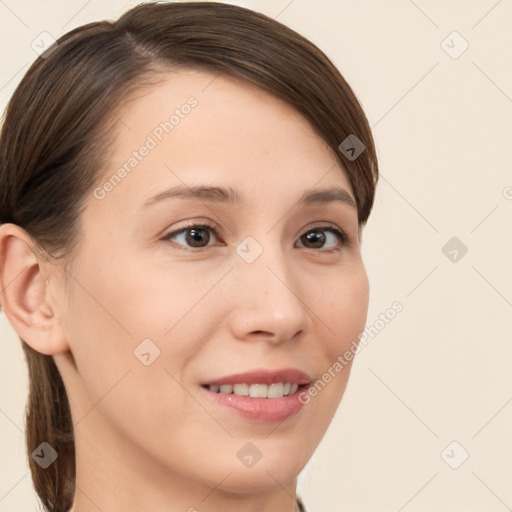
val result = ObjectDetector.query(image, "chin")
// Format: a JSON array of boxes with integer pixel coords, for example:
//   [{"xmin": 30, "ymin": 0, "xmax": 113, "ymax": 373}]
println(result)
[
  {"xmin": 214, "ymin": 448, "xmax": 306, "ymax": 493},
  {"xmin": 215, "ymin": 466, "xmax": 300, "ymax": 495}
]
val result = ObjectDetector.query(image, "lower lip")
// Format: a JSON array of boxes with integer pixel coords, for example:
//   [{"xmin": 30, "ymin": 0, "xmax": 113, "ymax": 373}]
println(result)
[{"xmin": 200, "ymin": 385, "xmax": 308, "ymax": 423}]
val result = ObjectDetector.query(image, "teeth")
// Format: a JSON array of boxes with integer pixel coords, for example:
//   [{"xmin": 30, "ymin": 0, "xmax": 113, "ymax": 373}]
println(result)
[
  {"xmin": 249, "ymin": 384, "xmax": 267, "ymax": 398},
  {"xmin": 207, "ymin": 382, "xmax": 301, "ymax": 398},
  {"xmin": 267, "ymin": 382, "xmax": 284, "ymax": 398},
  {"xmin": 219, "ymin": 384, "xmax": 233, "ymax": 394},
  {"xmin": 233, "ymin": 384, "xmax": 249, "ymax": 396}
]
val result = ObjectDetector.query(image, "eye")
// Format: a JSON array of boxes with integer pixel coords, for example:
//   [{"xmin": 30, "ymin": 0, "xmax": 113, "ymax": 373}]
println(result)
[
  {"xmin": 162, "ymin": 223, "xmax": 222, "ymax": 250},
  {"xmin": 295, "ymin": 225, "xmax": 349, "ymax": 251}
]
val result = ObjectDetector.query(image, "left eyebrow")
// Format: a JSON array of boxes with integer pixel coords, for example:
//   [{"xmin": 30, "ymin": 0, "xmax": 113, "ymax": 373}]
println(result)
[
  {"xmin": 297, "ymin": 187, "xmax": 357, "ymax": 210},
  {"xmin": 140, "ymin": 184, "xmax": 357, "ymax": 210}
]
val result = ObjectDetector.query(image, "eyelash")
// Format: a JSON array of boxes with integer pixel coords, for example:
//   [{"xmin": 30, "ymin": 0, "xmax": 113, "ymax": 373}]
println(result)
[{"xmin": 162, "ymin": 222, "xmax": 350, "ymax": 253}]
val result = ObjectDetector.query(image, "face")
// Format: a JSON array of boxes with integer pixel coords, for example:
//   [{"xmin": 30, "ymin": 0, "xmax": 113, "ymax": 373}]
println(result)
[{"xmin": 53, "ymin": 70, "xmax": 369, "ymax": 497}]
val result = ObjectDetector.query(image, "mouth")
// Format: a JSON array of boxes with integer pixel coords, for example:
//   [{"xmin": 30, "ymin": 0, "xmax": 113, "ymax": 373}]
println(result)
[{"xmin": 199, "ymin": 368, "xmax": 312, "ymax": 422}]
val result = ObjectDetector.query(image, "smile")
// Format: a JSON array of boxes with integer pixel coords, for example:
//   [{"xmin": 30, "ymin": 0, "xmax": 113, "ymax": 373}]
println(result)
[
  {"xmin": 203, "ymin": 382, "xmax": 299, "ymax": 398},
  {"xmin": 204, "ymin": 382, "xmax": 299, "ymax": 398}
]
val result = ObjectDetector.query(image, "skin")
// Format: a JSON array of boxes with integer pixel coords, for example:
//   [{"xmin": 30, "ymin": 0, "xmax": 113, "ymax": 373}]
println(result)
[{"xmin": 0, "ymin": 70, "xmax": 369, "ymax": 512}]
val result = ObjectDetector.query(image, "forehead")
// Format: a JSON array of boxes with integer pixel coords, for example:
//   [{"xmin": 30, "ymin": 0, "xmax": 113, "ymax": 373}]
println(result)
[{"xmin": 94, "ymin": 69, "xmax": 353, "ymax": 215}]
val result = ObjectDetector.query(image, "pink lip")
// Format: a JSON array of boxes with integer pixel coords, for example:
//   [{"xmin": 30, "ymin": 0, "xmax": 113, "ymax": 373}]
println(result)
[
  {"xmin": 201, "ymin": 368, "xmax": 312, "ymax": 386},
  {"xmin": 200, "ymin": 384, "xmax": 309, "ymax": 423},
  {"xmin": 199, "ymin": 368, "xmax": 312, "ymax": 423}
]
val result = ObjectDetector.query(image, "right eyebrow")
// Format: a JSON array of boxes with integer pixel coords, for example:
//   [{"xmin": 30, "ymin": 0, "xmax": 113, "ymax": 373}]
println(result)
[{"xmin": 141, "ymin": 185, "xmax": 243, "ymax": 209}]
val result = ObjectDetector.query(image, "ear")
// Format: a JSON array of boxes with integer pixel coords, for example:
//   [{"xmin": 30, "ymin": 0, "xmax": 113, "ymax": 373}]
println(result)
[{"xmin": 0, "ymin": 223, "xmax": 69, "ymax": 355}]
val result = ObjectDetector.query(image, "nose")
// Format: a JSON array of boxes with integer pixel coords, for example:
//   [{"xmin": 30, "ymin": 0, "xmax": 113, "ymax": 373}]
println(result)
[{"xmin": 226, "ymin": 242, "xmax": 310, "ymax": 345}]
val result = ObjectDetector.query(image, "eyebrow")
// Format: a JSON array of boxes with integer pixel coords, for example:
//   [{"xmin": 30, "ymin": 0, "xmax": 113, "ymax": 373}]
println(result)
[{"xmin": 141, "ymin": 184, "xmax": 357, "ymax": 210}]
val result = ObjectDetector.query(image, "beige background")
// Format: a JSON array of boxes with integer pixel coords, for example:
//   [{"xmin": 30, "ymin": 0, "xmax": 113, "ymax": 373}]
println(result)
[{"xmin": 1, "ymin": 1, "xmax": 511, "ymax": 511}]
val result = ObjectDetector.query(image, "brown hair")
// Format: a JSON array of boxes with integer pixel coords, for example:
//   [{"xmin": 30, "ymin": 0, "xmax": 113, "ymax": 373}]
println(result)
[{"xmin": 0, "ymin": 2, "xmax": 378, "ymax": 510}]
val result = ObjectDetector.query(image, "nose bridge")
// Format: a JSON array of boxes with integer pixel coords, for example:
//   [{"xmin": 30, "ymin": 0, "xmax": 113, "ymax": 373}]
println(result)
[{"xmin": 228, "ymin": 234, "xmax": 309, "ymax": 342}]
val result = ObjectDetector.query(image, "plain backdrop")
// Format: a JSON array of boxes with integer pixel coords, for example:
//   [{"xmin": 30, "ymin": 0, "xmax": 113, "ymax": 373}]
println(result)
[{"xmin": 1, "ymin": 1, "xmax": 511, "ymax": 511}]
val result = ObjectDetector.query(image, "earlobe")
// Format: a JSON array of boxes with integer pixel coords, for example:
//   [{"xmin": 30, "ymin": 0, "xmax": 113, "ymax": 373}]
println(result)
[{"xmin": 0, "ymin": 223, "xmax": 68, "ymax": 355}]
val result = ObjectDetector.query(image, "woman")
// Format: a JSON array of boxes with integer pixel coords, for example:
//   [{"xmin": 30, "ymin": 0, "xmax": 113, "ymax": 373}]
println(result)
[{"xmin": 0, "ymin": 2, "xmax": 378, "ymax": 511}]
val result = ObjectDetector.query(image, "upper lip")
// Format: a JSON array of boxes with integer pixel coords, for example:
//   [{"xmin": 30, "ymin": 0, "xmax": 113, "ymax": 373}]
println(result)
[{"xmin": 201, "ymin": 368, "xmax": 312, "ymax": 386}]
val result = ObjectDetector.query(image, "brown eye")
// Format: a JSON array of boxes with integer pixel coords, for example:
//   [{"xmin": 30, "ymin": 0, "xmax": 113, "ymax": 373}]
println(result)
[
  {"xmin": 296, "ymin": 226, "xmax": 348, "ymax": 250},
  {"xmin": 163, "ymin": 224, "xmax": 220, "ymax": 249}
]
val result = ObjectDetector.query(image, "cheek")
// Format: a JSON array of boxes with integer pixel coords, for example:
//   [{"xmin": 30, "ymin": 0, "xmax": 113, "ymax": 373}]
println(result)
[
  {"xmin": 302, "ymin": 265, "xmax": 369, "ymax": 411},
  {"xmin": 61, "ymin": 262, "xmax": 197, "ymax": 439},
  {"xmin": 61, "ymin": 274, "xmax": 136, "ymax": 407},
  {"xmin": 319, "ymin": 265, "xmax": 370, "ymax": 352},
  {"xmin": 62, "ymin": 251, "xmax": 215, "ymax": 399}
]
